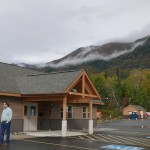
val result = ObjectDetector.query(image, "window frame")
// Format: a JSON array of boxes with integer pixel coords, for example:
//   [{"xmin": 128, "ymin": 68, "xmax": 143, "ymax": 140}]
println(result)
[
  {"xmin": 60, "ymin": 105, "xmax": 73, "ymax": 119},
  {"xmin": 68, "ymin": 105, "xmax": 73, "ymax": 119},
  {"xmin": 82, "ymin": 106, "xmax": 87, "ymax": 119}
]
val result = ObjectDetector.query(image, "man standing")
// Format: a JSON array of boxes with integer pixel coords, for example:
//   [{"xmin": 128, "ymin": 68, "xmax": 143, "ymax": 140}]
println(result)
[{"xmin": 0, "ymin": 102, "xmax": 12, "ymax": 146}]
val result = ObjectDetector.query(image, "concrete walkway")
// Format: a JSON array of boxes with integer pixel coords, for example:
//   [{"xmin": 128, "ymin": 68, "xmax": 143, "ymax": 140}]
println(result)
[
  {"xmin": 10, "ymin": 130, "xmax": 86, "ymax": 140},
  {"xmin": 24, "ymin": 130, "xmax": 86, "ymax": 137}
]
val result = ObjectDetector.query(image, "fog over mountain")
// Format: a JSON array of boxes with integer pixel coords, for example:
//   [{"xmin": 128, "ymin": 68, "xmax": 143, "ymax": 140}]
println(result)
[{"xmin": 39, "ymin": 36, "xmax": 148, "ymax": 68}]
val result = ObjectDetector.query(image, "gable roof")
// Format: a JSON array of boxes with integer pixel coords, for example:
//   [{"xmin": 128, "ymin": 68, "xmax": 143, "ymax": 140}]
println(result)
[
  {"xmin": 131, "ymin": 105, "xmax": 146, "ymax": 111},
  {"xmin": 16, "ymin": 69, "xmax": 83, "ymax": 94},
  {"xmin": 64, "ymin": 70, "xmax": 101, "ymax": 99},
  {"xmin": 0, "ymin": 62, "xmax": 43, "ymax": 93},
  {"xmin": 123, "ymin": 104, "xmax": 146, "ymax": 111},
  {"xmin": 0, "ymin": 63, "xmax": 99, "ymax": 98}
]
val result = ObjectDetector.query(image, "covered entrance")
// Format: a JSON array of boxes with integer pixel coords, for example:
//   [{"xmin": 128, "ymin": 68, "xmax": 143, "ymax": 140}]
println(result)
[
  {"xmin": 24, "ymin": 103, "xmax": 38, "ymax": 131},
  {"xmin": 21, "ymin": 69, "xmax": 103, "ymax": 136}
]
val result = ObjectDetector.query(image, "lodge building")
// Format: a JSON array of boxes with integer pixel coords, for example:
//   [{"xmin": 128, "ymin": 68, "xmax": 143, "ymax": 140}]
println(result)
[{"xmin": 0, "ymin": 63, "xmax": 103, "ymax": 136}]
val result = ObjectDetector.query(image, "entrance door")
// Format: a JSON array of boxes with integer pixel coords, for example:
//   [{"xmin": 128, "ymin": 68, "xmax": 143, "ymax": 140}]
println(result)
[{"xmin": 24, "ymin": 103, "xmax": 38, "ymax": 131}]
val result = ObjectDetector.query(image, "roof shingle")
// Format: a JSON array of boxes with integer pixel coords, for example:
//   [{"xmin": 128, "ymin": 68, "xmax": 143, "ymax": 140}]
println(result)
[
  {"xmin": 0, "ymin": 63, "xmax": 43, "ymax": 93},
  {"xmin": 0, "ymin": 62, "xmax": 83, "ymax": 94},
  {"xmin": 16, "ymin": 70, "xmax": 83, "ymax": 94}
]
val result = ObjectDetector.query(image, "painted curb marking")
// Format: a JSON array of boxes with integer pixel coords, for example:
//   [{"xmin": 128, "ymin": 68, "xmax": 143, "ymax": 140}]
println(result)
[{"xmin": 101, "ymin": 144, "xmax": 144, "ymax": 150}]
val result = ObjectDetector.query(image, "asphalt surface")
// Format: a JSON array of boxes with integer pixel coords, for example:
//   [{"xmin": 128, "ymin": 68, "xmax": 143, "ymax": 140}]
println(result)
[{"xmin": 1, "ymin": 119, "xmax": 150, "ymax": 150}]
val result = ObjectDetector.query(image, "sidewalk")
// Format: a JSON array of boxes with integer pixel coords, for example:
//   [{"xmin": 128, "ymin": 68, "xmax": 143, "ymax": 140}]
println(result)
[{"xmin": 10, "ymin": 130, "xmax": 86, "ymax": 140}]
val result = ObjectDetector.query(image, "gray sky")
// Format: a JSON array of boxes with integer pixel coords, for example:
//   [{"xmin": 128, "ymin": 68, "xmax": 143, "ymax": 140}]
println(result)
[{"xmin": 0, "ymin": 0, "xmax": 150, "ymax": 64}]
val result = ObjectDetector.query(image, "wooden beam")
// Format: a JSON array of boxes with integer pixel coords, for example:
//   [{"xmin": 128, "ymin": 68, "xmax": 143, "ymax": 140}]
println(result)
[
  {"xmin": 68, "ymin": 99, "xmax": 102, "ymax": 105},
  {"xmin": 82, "ymin": 73, "xmax": 85, "ymax": 98},
  {"xmin": 24, "ymin": 97, "xmax": 63, "ymax": 102},
  {"xmin": 69, "ymin": 92, "xmax": 98, "ymax": 98},
  {"xmin": 84, "ymin": 71, "xmax": 101, "ymax": 99},
  {"xmin": 68, "ymin": 99, "xmax": 90, "ymax": 104},
  {"xmin": 85, "ymin": 82, "xmax": 93, "ymax": 95},
  {"xmin": 64, "ymin": 71, "xmax": 83, "ymax": 92},
  {"xmin": 63, "ymin": 96, "xmax": 67, "ymax": 121},
  {"xmin": 21, "ymin": 93, "xmax": 68, "ymax": 97},
  {"xmin": 0, "ymin": 92, "xmax": 21, "ymax": 97}
]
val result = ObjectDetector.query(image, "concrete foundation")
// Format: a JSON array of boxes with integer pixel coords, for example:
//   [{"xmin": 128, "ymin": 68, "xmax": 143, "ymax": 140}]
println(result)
[
  {"xmin": 89, "ymin": 120, "xmax": 93, "ymax": 135},
  {"xmin": 62, "ymin": 120, "xmax": 67, "ymax": 137}
]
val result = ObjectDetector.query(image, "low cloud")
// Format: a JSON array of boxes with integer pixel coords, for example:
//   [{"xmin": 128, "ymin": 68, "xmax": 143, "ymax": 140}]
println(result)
[
  {"xmin": 0, "ymin": 0, "xmax": 150, "ymax": 64},
  {"xmin": 43, "ymin": 39, "xmax": 146, "ymax": 68}
]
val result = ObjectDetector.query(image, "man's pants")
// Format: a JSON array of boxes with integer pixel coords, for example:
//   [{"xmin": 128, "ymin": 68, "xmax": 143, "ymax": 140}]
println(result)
[{"xmin": 0, "ymin": 121, "xmax": 11, "ymax": 144}]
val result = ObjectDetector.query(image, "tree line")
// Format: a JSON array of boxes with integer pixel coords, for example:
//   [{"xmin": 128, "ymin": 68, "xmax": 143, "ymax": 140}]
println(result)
[{"xmin": 90, "ymin": 69, "xmax": 150, "ymax": 111}]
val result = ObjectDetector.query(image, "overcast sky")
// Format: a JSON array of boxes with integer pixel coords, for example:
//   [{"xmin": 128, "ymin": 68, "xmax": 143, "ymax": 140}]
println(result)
[{"xmin": 0, "ymin": 0, "xmax": 150, "ymax": 64}]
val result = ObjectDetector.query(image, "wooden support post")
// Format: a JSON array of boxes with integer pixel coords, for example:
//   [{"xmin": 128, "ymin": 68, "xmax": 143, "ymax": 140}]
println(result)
[
  {"xmin": 89, "ymin": 100, "xmax": 93, "ymax": 120},
  {"xmin": 89, "ymin": 99, "xmax": 93, "ymax": 134},
  {"xmin": 82, "ymin": 74, "xmax": 85, "ymax": 98},
  {"xmin": 62, "ymin": 96, "xmax": 67, "ymax": 137},
  {"xmin": 63, "ymin": 96, "xmax": 67, "ymax": 120}
]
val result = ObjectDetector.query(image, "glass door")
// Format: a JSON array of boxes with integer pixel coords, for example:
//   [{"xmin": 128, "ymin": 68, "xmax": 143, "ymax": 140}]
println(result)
[{"xmin": 24, "ymin": 103, "xmax": 38, "ymax": 131}]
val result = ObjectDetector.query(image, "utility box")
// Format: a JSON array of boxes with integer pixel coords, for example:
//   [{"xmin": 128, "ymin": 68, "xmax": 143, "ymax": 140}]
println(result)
[{"xmin": 132, "ymin": 112, "xmax": 137, "ymax": 120}]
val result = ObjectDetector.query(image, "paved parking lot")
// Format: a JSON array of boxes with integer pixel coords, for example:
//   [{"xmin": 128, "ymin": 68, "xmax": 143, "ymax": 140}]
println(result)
[{"xmin": 1, "ymin": 119, "xmax": 150, "ymax": 150}]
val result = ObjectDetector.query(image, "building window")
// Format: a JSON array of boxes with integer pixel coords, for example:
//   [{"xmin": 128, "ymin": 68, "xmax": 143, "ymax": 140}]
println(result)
[
  {"xmin": 30, "ymin": 106, "xmax": 36, "ymax": 116},
  {"xmin": 83, "ymin": 106, "xmax": 86, "ymax": 118},
  {"xmin": 68, "ymin": 106, "xmax": 73, "ymax": 119},
  {"xmin": 24, "ymin": 106, "xmax": 27, "ymax": 116},
  {"xmin": 61, "ymin": 106, "xmax": 73, "ymax": 119}
]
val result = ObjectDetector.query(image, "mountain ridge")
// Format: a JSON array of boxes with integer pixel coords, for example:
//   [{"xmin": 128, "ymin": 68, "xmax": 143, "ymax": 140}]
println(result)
[{"xmin": 44, "ymin": 36, "xmax": 149, "ymax": 69}]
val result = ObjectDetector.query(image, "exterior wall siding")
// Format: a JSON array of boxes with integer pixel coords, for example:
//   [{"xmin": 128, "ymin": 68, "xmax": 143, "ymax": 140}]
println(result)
[
  {"xmin": 38, "ymin": 119, "xmax": 97, "ymax": 130},
  {"xmin": 0, "ymin": 97, "xmax": 98, "ymax": 132},
  {"xmin": 38, "ymin": 103, "xmax": 97, "ymax": 120},
  {"xmin": 51, "ymin": 104, "xmax": 61, "ymax": 119},
  {"xmin": 37, "ymin": 103, "xmax": 98, "ymax": 130},
  {"xmin": 11, "ymin": 119, "xmax": 23, "ymax": 133},
  {"xmin": 123, "ymin": 106, "xmax": 137, "ymax": 115},
  {"xmin": 67, "ymin": 119, "xmax": 97, "ymax": 130}
]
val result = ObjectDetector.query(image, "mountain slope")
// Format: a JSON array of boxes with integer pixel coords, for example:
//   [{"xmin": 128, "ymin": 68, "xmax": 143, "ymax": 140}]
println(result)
[
  {"xmin": 38, "ymin": 36, "xmax": 150, "ymax": 73},
  {"xmin": 45, "ymin": 36, "xmax": 148, "ymax": 68}
]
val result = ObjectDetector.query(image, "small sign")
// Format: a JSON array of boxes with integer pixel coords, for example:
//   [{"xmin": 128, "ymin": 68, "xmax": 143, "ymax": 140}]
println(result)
[{"xmin": 101, "ymin": 144, "xmax": 144, "ymax": 150}]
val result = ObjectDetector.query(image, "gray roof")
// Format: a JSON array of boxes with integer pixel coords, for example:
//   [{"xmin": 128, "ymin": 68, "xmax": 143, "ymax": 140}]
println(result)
[
  {"xmin": 0, "ymin": 62, "xmax": 83, "ymax": 94},
  {"xmin": 0, "ymin": 63, "xmax": 43, "ymax": 93},
  {"xmin": 130, "ymin": 105, "xmax": 146, "ymax": 111},
  {"xmin": 16, "ymin": 70, "xmax": 83, "ymax": 94}
]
